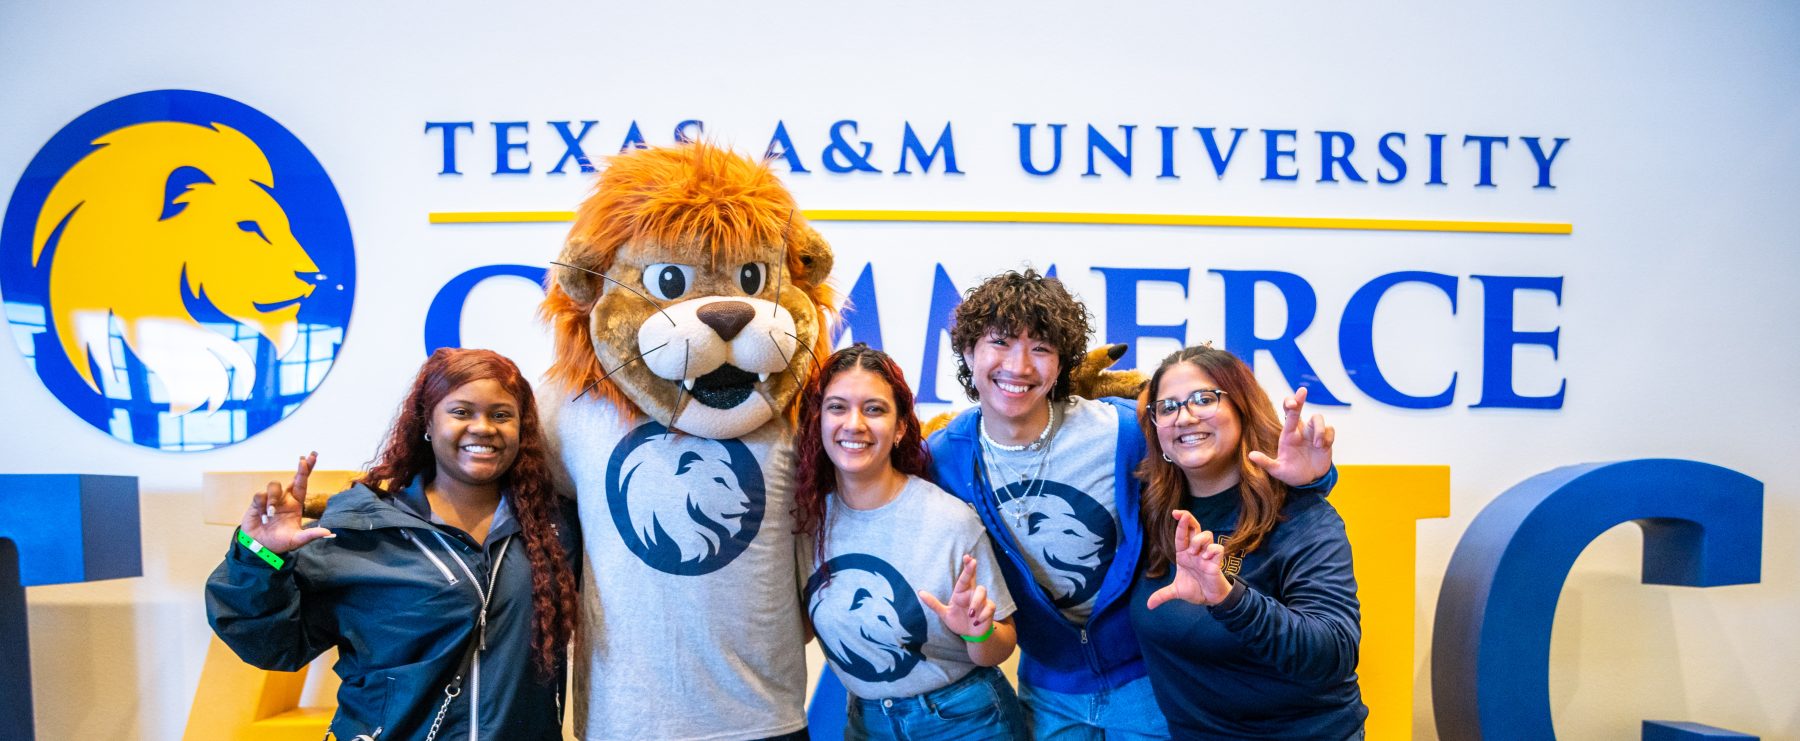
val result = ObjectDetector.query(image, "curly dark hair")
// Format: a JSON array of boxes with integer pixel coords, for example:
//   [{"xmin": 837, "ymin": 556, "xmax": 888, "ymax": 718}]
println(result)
[
  {"xmin": 950, "ymin": 268, "xmax": 1093, "ymax": 402},
  {"xmin": 792, "ymin": 344, "xmax": 932, "ymax": 572},
  {"xmin": 359, "ymin": 348, "xmax": 578, "ymax": 682}
]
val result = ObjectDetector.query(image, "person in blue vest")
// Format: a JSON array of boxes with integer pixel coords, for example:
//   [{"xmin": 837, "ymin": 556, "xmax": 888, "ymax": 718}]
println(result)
[
  {"xmin": 793, "ymin": 344, "xmax": 1026, "ymax": 740},
  {"xmin": 206, "ymin": 348, "xmax": 581, "ymax": 740},
  {"xmin": 927, "ymin": 269, "xmax": 1337, "ymax": 739},
  {"xmin": 1130, "ymin": 344, "xmax": 1365, "ymax": 739}
]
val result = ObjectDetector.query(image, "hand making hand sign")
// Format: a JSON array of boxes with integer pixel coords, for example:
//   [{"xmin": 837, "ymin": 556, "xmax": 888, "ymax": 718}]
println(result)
[
  {"xmin": 237, "ymin": 452, "xmax": 334, "ymax": 555},
  {"xmin": 1146, "ymin": 510, "xmax": 1233, "ymax": 609},
  {"xmin": 1246, "ymin": 386, "xmax": 1336, "ymax": 488}
]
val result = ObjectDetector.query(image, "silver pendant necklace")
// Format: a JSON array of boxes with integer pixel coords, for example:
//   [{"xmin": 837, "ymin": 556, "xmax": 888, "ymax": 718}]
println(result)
[{"xmin": 981, "ymin": 405, "xmax": 1058, "ymax": 528}]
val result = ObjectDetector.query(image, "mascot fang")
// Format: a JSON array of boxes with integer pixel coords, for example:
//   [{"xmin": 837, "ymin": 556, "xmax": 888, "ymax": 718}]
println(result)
[{"xmin": 539, "ymin": 142, "xmax": 834, "ymax": 740}]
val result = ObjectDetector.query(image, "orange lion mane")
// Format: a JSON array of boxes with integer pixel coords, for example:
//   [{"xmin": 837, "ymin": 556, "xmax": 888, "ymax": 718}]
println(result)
[{"xmin": 539, "ymin": 142, "xmax": 838, "ymax": 418}]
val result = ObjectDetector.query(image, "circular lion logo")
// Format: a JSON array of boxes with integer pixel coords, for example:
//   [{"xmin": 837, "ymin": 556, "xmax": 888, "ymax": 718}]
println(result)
[
  {"xmin": 803, "ymin": 553, "xmax": 929, "ymax": 684},
  {"xmin": 0, "ymin": 90, "xmax": 355, "ymax": 450},
  {"xmin": 997, "ymin": 479, "xmax": 1119, "ymax": 609},
  {"xmin": 605, "ymin": 420, "xmax": 767, "ymax": 575}
]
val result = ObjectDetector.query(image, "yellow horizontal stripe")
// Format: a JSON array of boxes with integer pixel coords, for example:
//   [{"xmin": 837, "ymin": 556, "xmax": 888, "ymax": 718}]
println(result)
[{"xmin": 429, "ymin": 209, "xmax": 1571, "ymax": 235}]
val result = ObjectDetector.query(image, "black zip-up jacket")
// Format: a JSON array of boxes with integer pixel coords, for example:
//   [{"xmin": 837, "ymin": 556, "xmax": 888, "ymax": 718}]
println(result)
[{"xmin": 206, "ymin": 482, "xmax": 578, "ymax": 740}]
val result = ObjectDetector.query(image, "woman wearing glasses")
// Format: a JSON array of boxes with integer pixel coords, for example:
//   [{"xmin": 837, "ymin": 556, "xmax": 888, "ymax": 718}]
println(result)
[{"xmin": 1129, "ymin": 345, "xmax": 1366, "ymax": 739}]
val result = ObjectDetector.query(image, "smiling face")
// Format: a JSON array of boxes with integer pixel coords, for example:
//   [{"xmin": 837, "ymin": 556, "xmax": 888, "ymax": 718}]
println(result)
[
  {"xmin": 967, "ymin": 330, "xmax": 1060, "ymax": 429},
  {"xmin": 428, "ymin": 378, "xmax": 522, "ymax": 489},
  {"xmin": 819, "ymin": 368, "xmax": 900, "ymax": 482},
  {"xmin": 1152, "ymin": 361, "xmax": 1242, "ymax": 492}
]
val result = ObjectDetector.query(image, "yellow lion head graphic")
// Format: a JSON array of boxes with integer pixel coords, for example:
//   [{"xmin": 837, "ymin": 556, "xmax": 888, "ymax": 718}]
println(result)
[
  {"xmin": 541, "ymin": 142, "xmax": 837, "ymax": 440},
  {"xmin": 31, "ymin": 121, "xmax": 321, "ymax": 414}
]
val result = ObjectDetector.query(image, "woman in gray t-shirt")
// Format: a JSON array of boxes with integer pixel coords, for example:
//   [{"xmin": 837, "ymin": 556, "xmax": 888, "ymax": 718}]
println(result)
[{"xmin": 793, "ymin": 344, "xmax": 1027, "ymax": 740}]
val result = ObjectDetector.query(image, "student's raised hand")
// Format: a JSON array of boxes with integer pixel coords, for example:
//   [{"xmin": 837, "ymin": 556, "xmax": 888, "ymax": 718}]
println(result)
[
  {"xmin": 918, "ymin": 554, "xmax": 996, "ymax": 638},
  {"xmin": 1247, "ymin": 385, "xmax": 1335, "ymax": 487},
  {"xmin": 1147, "ymin": 510, "xmax": 1232, "ymax": 609},
  {"xmin": 238, "ymin": 452, "xmax": 334, "ymax": 555}
]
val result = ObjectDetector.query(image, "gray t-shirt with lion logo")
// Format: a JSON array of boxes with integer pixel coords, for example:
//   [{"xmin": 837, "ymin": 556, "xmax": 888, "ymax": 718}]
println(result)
[
  {"xmin": 805, "ymin": 475, "xmax": 1014, "ymax": 701},
  {"xmin": 980, "ymin": 396, "xmax": 1121, "ymax": 624},
  {"xmin": 543, "ymin": 395, "xmax": 808, "ymax": 741}
]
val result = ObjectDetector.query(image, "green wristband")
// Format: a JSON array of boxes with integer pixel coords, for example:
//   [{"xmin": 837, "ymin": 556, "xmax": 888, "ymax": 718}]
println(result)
[
  {"xmin": 960, "ymin": 622, "xmax": 998, "ymax": 643},
  {"xmin": 236, "ymin": 529, "xmax": 286, "ymax": 570}
]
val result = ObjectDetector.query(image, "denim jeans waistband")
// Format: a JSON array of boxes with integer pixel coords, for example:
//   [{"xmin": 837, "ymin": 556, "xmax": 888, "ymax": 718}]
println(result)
[{"xmin": 854, "ymin": 666, "xmax": 1002, "ymax": 717}]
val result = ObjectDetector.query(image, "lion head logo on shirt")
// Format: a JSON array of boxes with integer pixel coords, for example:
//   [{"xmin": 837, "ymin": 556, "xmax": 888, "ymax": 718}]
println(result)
[
  {"xmin": 998, "ymin": 479, "xmax": 1118, "ymax": 609},
  {"xmin": 803, "ymin": 553, "xmax": 929, "ymax": 684},
  {"xmin": 605, "ymin": 421, "xmax": 766, "ymax": 575}
]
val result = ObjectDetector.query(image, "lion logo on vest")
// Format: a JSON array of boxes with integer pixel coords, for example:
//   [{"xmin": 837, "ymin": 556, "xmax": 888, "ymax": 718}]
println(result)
[{"xmin": 1, "ymin": 90, "xmax": 355, "ymax": 450}]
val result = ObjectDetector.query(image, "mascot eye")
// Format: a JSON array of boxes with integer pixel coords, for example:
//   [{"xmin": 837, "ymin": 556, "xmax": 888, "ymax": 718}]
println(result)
[
  {"xmin": 737, "ymin": 263, "xmax": 767, "ymax": 295},
  {"xmin": 237, "ymin": 220, "xmax": 271, "ymax": 244},
  {"xmin": 642, "ymin": 263, "xmax": 695, "ymax": 301}
]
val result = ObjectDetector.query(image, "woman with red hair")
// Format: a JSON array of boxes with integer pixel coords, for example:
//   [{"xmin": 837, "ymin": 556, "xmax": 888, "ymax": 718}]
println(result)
[
  {"xmin": 792, "ymin": 343, "xmax": 1024, "ymax": 740},
  {"xmin": 207, "ymin": 348, "xmax": 579, "ymax": 740}
]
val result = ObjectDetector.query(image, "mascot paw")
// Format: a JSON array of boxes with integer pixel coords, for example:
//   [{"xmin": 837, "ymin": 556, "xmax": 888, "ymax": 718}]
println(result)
[{"xmin": 1071, "ymin": 343, "xmax": 1146, "ymax": 401}]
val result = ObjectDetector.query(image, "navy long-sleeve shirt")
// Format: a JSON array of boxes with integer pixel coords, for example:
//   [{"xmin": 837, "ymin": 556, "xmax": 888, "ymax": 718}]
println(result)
[{"xmin": 1129, "ymin": 486, "xmax": 1366, "ymax": 740}]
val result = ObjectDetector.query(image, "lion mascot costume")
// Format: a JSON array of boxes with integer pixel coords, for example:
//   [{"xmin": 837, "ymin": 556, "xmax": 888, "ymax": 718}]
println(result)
[{"xmin": 538, "ymin": 142, "xmax": 835, "ymax": 740}]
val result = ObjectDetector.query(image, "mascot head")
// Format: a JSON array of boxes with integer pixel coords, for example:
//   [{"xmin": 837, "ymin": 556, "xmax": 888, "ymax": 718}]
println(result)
[
  {"xmin": 542, "ymin": 142, "xmax": 835, "ymax": 439},
  {"xmin": 30, "ymin": 121, "xmax": 321, "ymax": 414}
]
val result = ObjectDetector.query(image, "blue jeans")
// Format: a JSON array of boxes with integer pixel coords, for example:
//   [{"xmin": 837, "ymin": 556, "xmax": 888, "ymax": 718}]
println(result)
[
  {"xmin": 845, "ymin": 667, "xmax": 1028, "ymax": 741},
  {"xmin": 1017, "ymin": 675, "xmax": 1170, "ymax": 740}
]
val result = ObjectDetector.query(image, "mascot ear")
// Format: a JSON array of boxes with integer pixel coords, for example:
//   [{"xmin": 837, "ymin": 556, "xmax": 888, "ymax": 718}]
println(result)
[
  {"xmin": 790, "ymin": 224, "xmax": 834, "ymax": 290},
  {"xmin": 160, "ymin": 165, "xmax": 214, "ymax": 221},
  {"xmin": 552, "ymin": 237, "xmax": 606, "ymax": 306}
]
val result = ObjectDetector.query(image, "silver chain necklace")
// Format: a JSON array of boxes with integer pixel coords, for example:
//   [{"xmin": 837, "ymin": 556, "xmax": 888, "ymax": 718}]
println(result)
[{"xmin": 980, "ymin": 404, "xmax": 1059, "ymax": 528}]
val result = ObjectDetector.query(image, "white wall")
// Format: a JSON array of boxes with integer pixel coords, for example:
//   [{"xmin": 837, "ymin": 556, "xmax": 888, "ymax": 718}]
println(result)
[{"xmin": 1, "ymin": 1, "xmax": 1796, "ymax": 738}]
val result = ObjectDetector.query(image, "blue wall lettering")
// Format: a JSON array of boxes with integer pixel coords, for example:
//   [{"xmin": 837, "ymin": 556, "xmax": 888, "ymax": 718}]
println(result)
[
  {"xmin": 1093, "ymin": 266, "xmax": 1188, "ymax": 368},
  {"xmin": 1472, "ymin": 274, "xmax": 1565, "ymax": 409},
  {"xmin": 1318, "ymin": 131, "xmax": 1366, "ymax": 183},
  {"xmin": 548, "ymin": 120, "xmax": 598, "ymax": 174},
  {"xmin": 1263, "ymin": 129, "xmax": 1299, "ymax": 182},
  {"xmin": 765, "ymin": 121, "xmax": 810, "ymax": 173},
  {"xmin": 897, "ymin": 122, "xmax": 962, "ymax": 175},
  {"xmin": 424, "ymin": 264, "xmax": 549, "ymax": 354},
  {"xmin": 1085, "ymin": 124, "xmax": 1135, "ymax": 177},
  {"xmin": 425, "ymin": 121, "xmax": 474, "ymax": 175},
  {"xmin": 1016, "ymin": 123, "xmax": 1067, "ymax": 176},
  {"xmin": 1212, "ymin": 269, "xmax": 1347, "ymax": 405},
  {"xmin": 1339, "ymin": 271, "xmax": 1458, "ymax": 408},
  {"xmin": 492, "ymin": 122, "xmax": 531, "ymax": 175},
  {"xmin": 1432, "ymin": 459, "xmax": 1762, "ymax": 741}
]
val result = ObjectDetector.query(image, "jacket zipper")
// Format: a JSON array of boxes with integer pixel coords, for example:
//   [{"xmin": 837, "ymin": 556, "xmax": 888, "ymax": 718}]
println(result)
[
  {"xmin": 403, "ymin": 530, "xmax": 458, "ymax": 585},
  {"xmin": 433, "ymin": 531, "xmax": 513, "ymax": 740}
]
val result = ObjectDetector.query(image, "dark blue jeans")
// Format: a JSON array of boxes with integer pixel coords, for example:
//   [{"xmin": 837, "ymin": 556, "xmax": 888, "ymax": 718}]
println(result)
[{"xmin": 845, "ymin": 666, "xmax": 1028, "ymax": 740}]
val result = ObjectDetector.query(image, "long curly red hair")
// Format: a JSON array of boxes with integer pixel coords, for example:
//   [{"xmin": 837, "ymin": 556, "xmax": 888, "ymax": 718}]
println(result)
[
  {"xmin": 358, "ymin": 348, "xmax": 578, "ymax": 680},
  {"xmin": 792, "ymin": 344, "xmax": 932, "ymax": 570}
]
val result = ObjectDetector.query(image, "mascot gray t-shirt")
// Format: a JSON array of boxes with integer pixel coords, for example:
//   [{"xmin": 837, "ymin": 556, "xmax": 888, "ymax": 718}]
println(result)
[
  {"xmin": 544, "ymin": 397, "xmax": 807, "ymax": 741},
  {"xmin": 805, "ymin": 475, "xmax": 1014, "ymax": 700},
  {"xmin": 981, "ymin": 396, "xmax": 1121, "ymax": 624}
]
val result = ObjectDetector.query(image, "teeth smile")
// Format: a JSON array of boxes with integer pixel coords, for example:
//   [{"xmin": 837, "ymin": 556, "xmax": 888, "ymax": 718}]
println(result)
[
  {"xmin": 839, "ymin": 441, "xmax": 870, "ymax": 450},
  {"xmin": 997, "ymin": 382, "xmax": 1029, "ymax": 394},
  {"xmin": 1178, "ymin": 434, "xmax": 1207, "ymax": 444},
  {"xmin": 461, "ymin": 444, "xmax": 497, "ymax": 453}
]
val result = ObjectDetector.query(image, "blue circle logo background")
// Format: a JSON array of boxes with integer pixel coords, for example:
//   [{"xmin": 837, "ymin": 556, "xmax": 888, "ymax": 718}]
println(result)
[
  {"xmin": 804, "ymin": 553, "xmax": 929, "ymax": 683},
  {"xmin": 605, "ymin": 421, "xmax": 767, "ymax": 576},
  {"xmin": 997, "ymin": 479, "xmax": 1118, "ymax": 609},
  {"xmin": 0, "ymin": 90, "xmax": 355, "ymax": 451}
]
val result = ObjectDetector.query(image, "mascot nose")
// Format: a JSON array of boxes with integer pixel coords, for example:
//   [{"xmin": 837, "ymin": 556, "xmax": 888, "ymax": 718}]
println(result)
[{"xmin": 697, "ymin": 301, "xmax": 755, "ymax": 341}]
